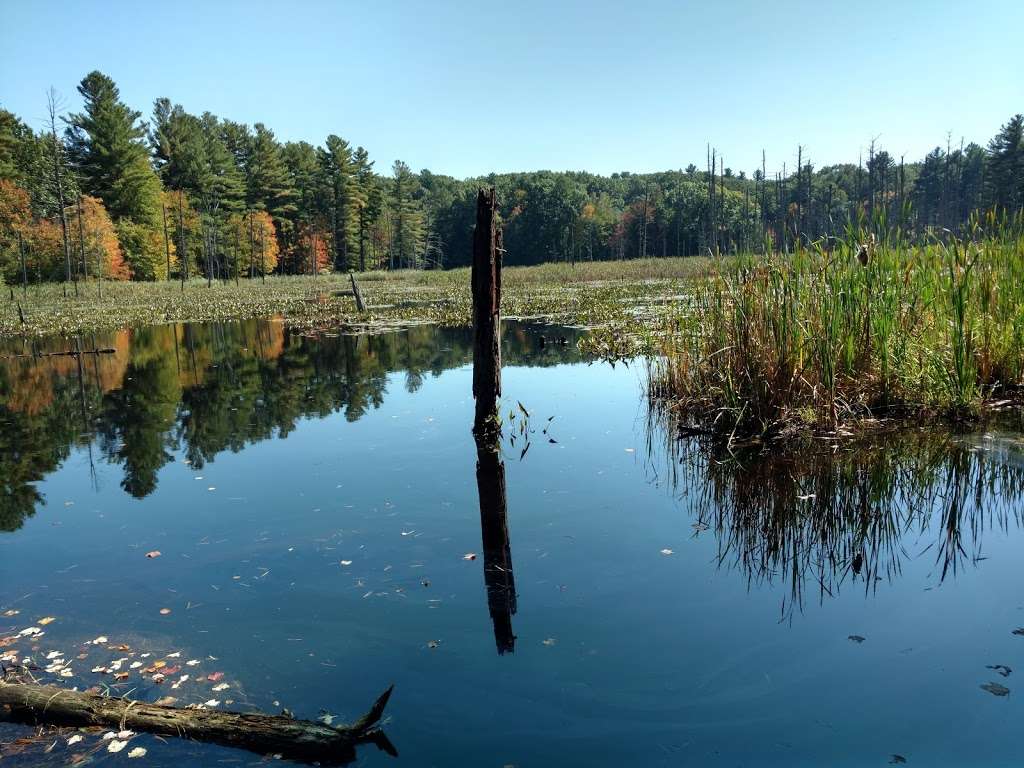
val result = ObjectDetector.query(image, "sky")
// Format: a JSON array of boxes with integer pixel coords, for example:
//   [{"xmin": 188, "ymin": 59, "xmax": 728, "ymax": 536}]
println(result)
[{"xmin": 1, "ymin": 0, "xmax": 1021, "ymax": 180}]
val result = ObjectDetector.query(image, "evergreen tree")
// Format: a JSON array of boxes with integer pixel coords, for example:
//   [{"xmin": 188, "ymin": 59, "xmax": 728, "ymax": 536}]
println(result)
[
  {"xmin": 320, "ymin": 135, "xmax": 357, "ymax": 270},
  {"xmin": 987, "ymin": 114, "xmax": 1024, "ymax": 212},
  {"xmin": 390, "ymin": 160, "xmax": 422, "ymax": 269}
]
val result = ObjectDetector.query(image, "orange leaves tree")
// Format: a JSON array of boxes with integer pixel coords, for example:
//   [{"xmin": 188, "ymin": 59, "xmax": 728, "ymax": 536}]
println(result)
[
  {"xmin": 77, "ymin": 195, "xmax": 129, "ymax": 280},
  {"xmin": 0, "ymin": 179, "xmax": 32, "ymax": 283}
]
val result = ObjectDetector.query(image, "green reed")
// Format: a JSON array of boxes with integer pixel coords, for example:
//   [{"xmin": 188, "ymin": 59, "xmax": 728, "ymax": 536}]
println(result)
[{"xmin": 651, "ymin": 211, "xmax": 1024, "ymax": 436}]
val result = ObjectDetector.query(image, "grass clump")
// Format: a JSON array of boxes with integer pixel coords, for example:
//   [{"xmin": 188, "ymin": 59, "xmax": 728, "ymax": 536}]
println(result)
[{"xmin": 650, "ymin": 213, "xmax": 1024, "ymax": 439}]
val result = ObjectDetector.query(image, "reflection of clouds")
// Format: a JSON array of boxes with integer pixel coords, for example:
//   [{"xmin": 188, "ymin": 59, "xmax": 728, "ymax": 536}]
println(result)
[{"xmin": 647, "ymin": 405, "xmax": 1024, "ymax": 619}]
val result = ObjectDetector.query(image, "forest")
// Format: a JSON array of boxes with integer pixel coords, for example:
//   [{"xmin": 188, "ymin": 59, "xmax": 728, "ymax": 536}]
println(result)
[{"xmin": 0, "ymin": 70, "xmax": 1023, "ymax": 285}]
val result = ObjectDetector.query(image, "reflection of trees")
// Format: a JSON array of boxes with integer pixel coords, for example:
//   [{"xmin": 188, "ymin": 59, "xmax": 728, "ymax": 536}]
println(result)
[
  {"xmin": 650, "ymin": 410, "xmax": 1024, "ymax": 619},
  {"xmin": 0, "ymin": 321, "xmax": 587, "ymax": 525}
]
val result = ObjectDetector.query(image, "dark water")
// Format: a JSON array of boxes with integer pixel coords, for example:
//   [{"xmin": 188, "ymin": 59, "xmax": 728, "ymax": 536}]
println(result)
[{"xmin": 0, "ymin": 320, "xmax": 1022, "ymax": 767}]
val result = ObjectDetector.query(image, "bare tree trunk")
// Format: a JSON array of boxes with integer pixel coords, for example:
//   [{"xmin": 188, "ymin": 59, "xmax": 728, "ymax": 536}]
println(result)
[
  {"xmin": 472, "ymin": 188, "xmax": 502, "ymax": 434},
  {"xmin": 48, "ymin": 90, "xmax": 76, "ymax": 297}
]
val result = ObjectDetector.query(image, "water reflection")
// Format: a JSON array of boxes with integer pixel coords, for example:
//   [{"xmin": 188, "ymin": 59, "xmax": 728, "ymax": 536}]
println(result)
[
  {"xmin": 475, "ymin": 431, "xmax": 517, "ymax": 654},
  {"xmin": 0, "ymin": 320, "xmax": 585, "ymax": 530},
  {"xmin": 650, "ymin": 409, "xmax": 1024, "ymax": 618}
]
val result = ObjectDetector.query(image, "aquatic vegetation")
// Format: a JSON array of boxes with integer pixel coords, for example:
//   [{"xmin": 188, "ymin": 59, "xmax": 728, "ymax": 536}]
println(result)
[
  {"xmin": 650, "ymin": 215, "xmax": 1024, "ymax": 437},
  {"xmin": 0, "ymin": 257, "xmax": 712, "ymax": 338}
]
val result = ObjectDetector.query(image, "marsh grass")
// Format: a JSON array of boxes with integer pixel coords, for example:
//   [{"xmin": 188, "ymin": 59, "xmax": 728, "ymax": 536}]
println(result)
[
  {"xmin": 0, "ymin": 258, "xmax": 714, "ymax": 338},
  {"xmin": 650, "ymin": 212, "xmax": 1024, "ymax": 438}
]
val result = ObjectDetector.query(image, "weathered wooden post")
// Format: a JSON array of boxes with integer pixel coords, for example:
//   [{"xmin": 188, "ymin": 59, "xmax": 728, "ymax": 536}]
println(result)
[
  {"xmin": 350, "ymin": 271, "xmax": 367, "ymax": 312},
  {"xmin": 472, "ymin": 187, "xmax": 502, "ymax": 434}
]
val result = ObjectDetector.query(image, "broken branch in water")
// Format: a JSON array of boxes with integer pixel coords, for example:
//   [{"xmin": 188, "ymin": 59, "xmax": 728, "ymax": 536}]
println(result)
[{"xmin": 0, "ymin": 680, "xmax": 395, "ymax": 765}]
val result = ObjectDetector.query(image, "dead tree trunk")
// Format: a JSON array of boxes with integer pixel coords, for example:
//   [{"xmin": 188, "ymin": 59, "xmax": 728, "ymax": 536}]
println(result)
[
  {"xmin": 0, "ymin": 681, "xmax": 393, "ymax": 766},
  {"xmin": 471, "ymin": 188, "xmax": 502, "ymax": 434},
  {"xmin": 350, "ymin": 272, "xmax": 366, "ymax": 312}
]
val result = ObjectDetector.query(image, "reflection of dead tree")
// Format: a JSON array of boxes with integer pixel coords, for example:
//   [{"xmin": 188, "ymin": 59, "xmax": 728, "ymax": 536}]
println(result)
[
  {"xmin": 0, "ymin": 680, "xmax": 394, "ymax": 766},
  {"xmin": 476, "ymin": 434, "xmax": 517, "ymax": 654},
  {"xmin": 470, "ymin": 186, "xmax": 515, "ymax": 652}
]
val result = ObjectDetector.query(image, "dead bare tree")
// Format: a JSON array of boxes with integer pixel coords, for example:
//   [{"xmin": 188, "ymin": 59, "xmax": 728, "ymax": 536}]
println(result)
[{"xmin": 47, "ymin": 89, "xmax": 76, "ymax": 298}]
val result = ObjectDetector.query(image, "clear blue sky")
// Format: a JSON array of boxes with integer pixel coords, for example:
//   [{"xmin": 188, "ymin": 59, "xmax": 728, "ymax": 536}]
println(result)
[{"xmin": 2, "ymin": 0, "xmax": 1021, "ymax": 179}]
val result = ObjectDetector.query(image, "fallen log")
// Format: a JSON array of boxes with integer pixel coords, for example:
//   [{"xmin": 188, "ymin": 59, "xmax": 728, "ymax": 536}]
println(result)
[{"xmin": 0, "ymin": 680, "xmax": 394, "ymax": 765}]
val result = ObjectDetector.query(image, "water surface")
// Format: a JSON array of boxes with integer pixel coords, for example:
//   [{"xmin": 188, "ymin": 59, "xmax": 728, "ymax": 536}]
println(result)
[{"xmin": 0, "ymin": 320, "xmax": 1022, "ymax": 767}]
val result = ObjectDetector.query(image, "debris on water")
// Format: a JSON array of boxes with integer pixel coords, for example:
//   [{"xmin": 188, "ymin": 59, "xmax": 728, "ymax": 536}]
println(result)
[
  {"xmin": 1013, "ymin": 628, "xmax": 1024, "ymax": 636},
  {"xmin": 427, "ymin": 640, "xmax": 441, "ymax": 649},
  {"xmin": 463, "ymin": 553, "xmax": 477, "ymax": 561},
  {"xmin": 128, "ymin": 747, "xmax": 147, "ymax": 758},
  {"xmin": 660, "ymin": 548, "xmax": 674, "ymax": 556},
  {"xmin": 981, "ymin": 682, "xmax": 1010, "ymax": 696},
  {"xmin": 145, "ymin": 551, "xmax": 162, "ymax": 559},
  {"xmin": 848, "ymin": 635, "xmax": 866, "ymax": 643},
  {"xmin": 987, "ymin": 664, "xmax": 1012, "ymax": 677},
  {"xmin": 159, "ymin": 608, "xmax": 172, "ymax": 615},
  {"xmin": 542, "ymin": 638, "xmax": 556, "ymax": 646},
  {"xmin": 889, "ymin": 756, "xmax": 907, "ymax": 765}
]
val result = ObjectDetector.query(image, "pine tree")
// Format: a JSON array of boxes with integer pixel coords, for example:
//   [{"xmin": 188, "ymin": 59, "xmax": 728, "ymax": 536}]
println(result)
[
  {"xmin": 987, "ymin": 114, "xmax": 1024, "ymax": 212},
  {"xmin": 66, "ymin": 72, "xmax": 163, "ymax": 226},
  {"xmin": 353, "ymin": 147, "xmax": 374, "ymax": 271},
  {"xmin": 390, "ymin": 160, "xmax": 422, "ymax": 269},
  {"xmin": 320, "ymin": 135, "xmax": 357, "ymax": 271}
]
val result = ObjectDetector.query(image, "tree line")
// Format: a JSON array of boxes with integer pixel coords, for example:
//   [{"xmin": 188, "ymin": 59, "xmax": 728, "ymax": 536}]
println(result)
[{"xmin": 1, "ymin": 70, "xmax": 1022, "ymax": 284}]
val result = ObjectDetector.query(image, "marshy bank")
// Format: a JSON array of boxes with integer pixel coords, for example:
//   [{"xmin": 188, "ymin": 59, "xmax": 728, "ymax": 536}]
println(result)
[
  {"xmin": 0, "ymin": 257, "xmax": 713, "ymax": 338},
  {"xmin": 648, "ymin": 219, "xmax": 1024, "ymax": 442}
]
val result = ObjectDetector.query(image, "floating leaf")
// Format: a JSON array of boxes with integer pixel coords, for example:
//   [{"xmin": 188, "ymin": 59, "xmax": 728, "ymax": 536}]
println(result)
[
  {"xmin": 145, "ymin": 551, "xmax": 162, "ymax": 559},
  {"xmin": 207, "ymin": 672, "xmax": 224, "ymax": 682},
  {"xmin": 462, "ymin": 553, "xmax": 477, "ymax": 561},
  {"xmin": 848, "ymin": 635, "xmax": 866, "ymax": 644},
  {"xmin": 107, "ymin": 739, "xmax": 128, "ymax": 753},
  {"xmin": 159, "ymin": 608, "xmax": 171, "ymax": 615},
  {"xmin": 38, "ymin": 616, "xmax": 57, "ymax": 625},
  {"xmin": 67, "ymin": 735, "xmax": 83, "ymax": 746},
  {"xmin": 987, "ymin": 664, "xmax": 1012, "ymax": 677},
  {"xmin": 981, "ymin": 682, "xmax": 1010, "ymax": 696},
  {"xmin": 660, "ymin": 548, "xmax": 674, "ymax": 556},
  {"xmin": 128, "ymin": 747, "xmax": 147, "ymax": 758},
  {"xmin": 542, "ymin": 638, "xmax": 556, "ymax": 646}
]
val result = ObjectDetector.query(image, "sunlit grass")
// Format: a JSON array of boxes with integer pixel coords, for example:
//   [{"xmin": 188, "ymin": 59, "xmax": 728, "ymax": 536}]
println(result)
[{"xmin": 649, "ymin": 211, "xmax": 1024, "ymax": 437}]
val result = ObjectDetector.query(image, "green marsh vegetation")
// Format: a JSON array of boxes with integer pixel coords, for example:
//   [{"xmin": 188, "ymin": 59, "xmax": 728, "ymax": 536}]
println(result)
[{"xmin": 649, "ymin": 211, "xmax": 1024, "ymax": 440}]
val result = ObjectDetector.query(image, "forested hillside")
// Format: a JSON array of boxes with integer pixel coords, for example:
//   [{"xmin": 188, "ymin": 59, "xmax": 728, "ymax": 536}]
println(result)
[{"xmin": 1, "ymin": 70, "xmax": 1022, "ymax": 283}]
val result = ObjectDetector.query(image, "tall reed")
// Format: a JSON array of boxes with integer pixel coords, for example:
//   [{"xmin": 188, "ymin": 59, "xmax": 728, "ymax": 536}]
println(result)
[{"xmin": 650, "ymin": 211, "xmax": 1024, "ymax": 437}]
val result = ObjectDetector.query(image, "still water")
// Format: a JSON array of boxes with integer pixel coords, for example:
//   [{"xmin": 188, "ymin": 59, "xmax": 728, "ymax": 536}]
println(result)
[{"xmin": 0, "ymin": 320, "xmax": 1022, "ymax": 767}]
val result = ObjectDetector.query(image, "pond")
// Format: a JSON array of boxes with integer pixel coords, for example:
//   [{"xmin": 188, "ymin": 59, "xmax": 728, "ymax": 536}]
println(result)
[{"xmin": 1, "ymin": 319, "xmax": 1022, "ymax": 767}]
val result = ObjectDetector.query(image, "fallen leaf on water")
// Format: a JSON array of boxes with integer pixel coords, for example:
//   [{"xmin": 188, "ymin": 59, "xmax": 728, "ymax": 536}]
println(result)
[
  {"xmin": 17, "ymin": 627, "xmax": 42, "ymax": 637},
  {"xmin": 889, "ymin": 756, "xmax": 907, "ymax": 765},
  {"xmin": 660, "ymin": 548, "xmax": 674, "ymax": 556},
  {"xmin": 981, "ymin": 682, "xmax": 1010, "ymax": 696},
  {"xmin": 204, "ymin": 699, "xmax": 221, "ymax": 707},
  {"xmin": 166, "ymin": 652, "xmax": 180, "ymax": 659},
  {"xmin": 207, "ymin": 672, "xmax": 224, "ymax": 682},
  {"xmin": 145, "ymin": 551, "xmax": 162, "ymax": 559},
  {"xmin": 114, "ymin": 672, "xmax": 129, "ymax": 681},
  {"xmin": 987, "ymin": 664, "xmax": 1012, "ymax": 677},
  {"xmin": 117, "ymin": 731, "xmax": 134, "ymax": 739},
  {"xmin": 67, "ymin": 735, "xmax": 83, "ymax": 746},
  {"xmin": 339, "ymin": 560, "xmax": 353, "ymax": 566},
  {"xmin": 159, "ymin": 608, "xmax": 171, "ymax": 615},
  {"xmin": 2, "ymin": 610, "xmax": 19, "ymax": 617},
  {"xmin": 102, "ymin": 733, "xmax": 117, "ymax": 741},
  {"xmin": 427, "ymin": 640, "xmax": 441, "ymax": 649},
  {"xmin": 624, "ymin": 448, "xmax": 635, "ymax": 453},
  {"xmin": 128, "ymin": 747, "xmax": 147, "ymax": 758},
  {"xmin": 107, "ymin": 739, "xmax": 128, "ymax": 753},
  {"xmin": 462, "ymin": 553, "xmax": 477, "ymax": 561},
  {"xmin": 154, "ymin": 696, "xmax": 177, "ymax": 706},
  {"xmin": 186, "ymin": 659, "xmax": 200, "ymax": 666},
  {"xmin": 92, "ymin": 636, "xmax": 108, "ymax": 645},
  {"xmin": 542, "ymin": 638, "xmax": 557, "ymax": 646},
  {"xmin": 212, "ymin": 683, "xmax": 230, "ymax": 691},
  {"xmin": 38, "ymin": 617, "xmax": 56, "ymax": 626},
  {"xmin": 848, "ymin": 635, "xmax": 866, "ymax": 644}
]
